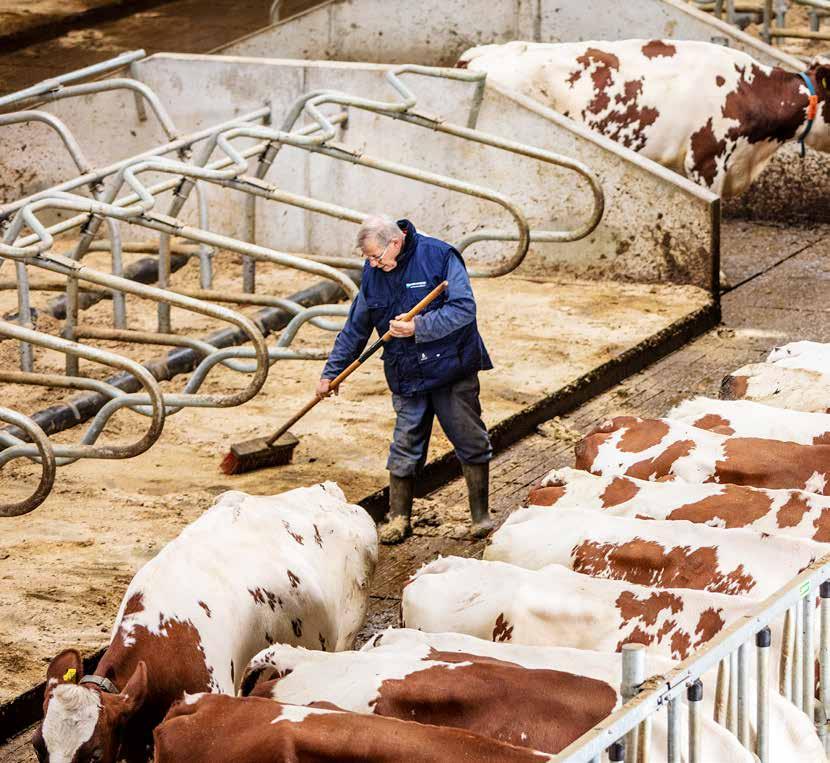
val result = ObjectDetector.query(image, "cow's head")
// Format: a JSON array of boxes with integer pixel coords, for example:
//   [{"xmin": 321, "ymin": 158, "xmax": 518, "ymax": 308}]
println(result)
[
  {"xmin": 805, "ymin": 56, "xmax": 830, "ymax": 151},
  {"xmin": 33, "ymin": 649, "xmax": 147, "ymax": 763}
]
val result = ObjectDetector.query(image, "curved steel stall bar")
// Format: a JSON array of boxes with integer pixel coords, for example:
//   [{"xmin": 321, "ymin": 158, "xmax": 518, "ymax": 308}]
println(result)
[
  {"xmin": 0, "ymin": 407, "xmax": 56, "ymax": 517},
  {"xmin": 0, "ymin": 320, "xmax": 165, "ymax": 465},
  {"xmin": 273, "ymin": 64, "xmax": 604, "ymax": 276},
  {"xmin": 0, "ymin": 209, "xmax": 271, "ymax": 408}
]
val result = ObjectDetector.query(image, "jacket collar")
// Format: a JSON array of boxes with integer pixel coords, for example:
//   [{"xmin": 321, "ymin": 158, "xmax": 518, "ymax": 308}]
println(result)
[{"xmin": 396, "ymin": 219, "xmax": 418, "ymax": 266}]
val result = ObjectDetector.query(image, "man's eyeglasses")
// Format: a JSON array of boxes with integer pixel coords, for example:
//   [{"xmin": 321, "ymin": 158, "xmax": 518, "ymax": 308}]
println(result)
[{"xmin": 364, "ymin": 241, "xmax": 391, "ymax": 265}]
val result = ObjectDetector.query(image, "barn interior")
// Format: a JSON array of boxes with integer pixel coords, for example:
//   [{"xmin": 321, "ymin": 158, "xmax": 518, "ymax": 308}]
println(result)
[{"xmin": 3, "ymin": 0, "xmax": 830, "ymax": 760}]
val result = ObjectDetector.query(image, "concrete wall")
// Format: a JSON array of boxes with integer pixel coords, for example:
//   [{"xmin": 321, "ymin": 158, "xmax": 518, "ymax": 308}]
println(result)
[
  {"xmin": 136, "ymin": 54, "xmax": 717, "ymax": 289},
  {"xmin": 0, "ymin": 53, "xmax": 716, "ymax": 289},
  {"xmin": 221, "ymin": 0, "xmax": 820, "ymax": 224},
  {"xmin": 222, "ymin": 0, "xmax": 802, "ymax": 70}
]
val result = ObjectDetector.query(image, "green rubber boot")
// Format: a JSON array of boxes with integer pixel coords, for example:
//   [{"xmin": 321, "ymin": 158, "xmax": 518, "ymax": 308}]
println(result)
[
  {"xmin": 379, "ymin": 474, "xmax": 414, "ymax": 545},
  {"xmin": 462, "ymin": 461, "xmax": 494, "ymax": 539}
]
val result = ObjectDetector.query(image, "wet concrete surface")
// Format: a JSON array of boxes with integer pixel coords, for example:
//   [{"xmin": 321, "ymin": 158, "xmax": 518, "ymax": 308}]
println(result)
[{"xmin": 0, "ymin": 0, "xmax": 326, "ymax": 95}]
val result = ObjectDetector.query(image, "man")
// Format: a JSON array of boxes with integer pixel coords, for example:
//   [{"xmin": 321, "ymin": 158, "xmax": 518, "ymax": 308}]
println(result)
[{"xmin": 317, "ymin": 215, "xmax": 494, "ymax": 544}]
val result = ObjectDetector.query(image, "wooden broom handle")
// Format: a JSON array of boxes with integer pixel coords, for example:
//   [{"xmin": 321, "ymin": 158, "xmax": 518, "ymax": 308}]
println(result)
[{"xmin": 266, "ymin": 281, "xmax": 448, "ymax": 446}]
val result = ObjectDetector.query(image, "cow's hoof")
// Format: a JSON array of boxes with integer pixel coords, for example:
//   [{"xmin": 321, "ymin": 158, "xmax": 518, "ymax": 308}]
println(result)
[
  {"xmin": 379, "ymin": 515, "xmax": 411, "ymax": 545},
  {"xmin": 470, "ymin": 516, "xmax": 495, "ymax": 539}
]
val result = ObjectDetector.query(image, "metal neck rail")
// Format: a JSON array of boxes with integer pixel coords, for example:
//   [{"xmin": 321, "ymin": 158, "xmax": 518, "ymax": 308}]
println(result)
[
  {"xmin": 0, "ymin": 52, "xmax": 604, "ymax": 514},
  {"xmin": 0, "ymin": 319, "xmax": 166, "ymax": 466},
  {"xmin": 552, "ymin": 551, "xmax": 830, "ymax": 763}
]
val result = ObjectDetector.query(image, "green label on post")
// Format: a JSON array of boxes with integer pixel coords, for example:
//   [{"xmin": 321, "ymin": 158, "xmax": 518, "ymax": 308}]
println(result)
[{"xmin": 800, "ymin": 581, "xmax": 811, "ymax": 597}]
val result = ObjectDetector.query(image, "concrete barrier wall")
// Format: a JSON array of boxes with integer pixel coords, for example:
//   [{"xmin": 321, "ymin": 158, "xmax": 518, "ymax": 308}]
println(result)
[
  {"xmin": 0, "ymin": 53, "xmax": 716, "ymax": 289},
  {"xmin": 135, "ymin": 54, "xmax": 717, "ymax": 289},
  {"xmin": 221, "ymin": 0, "xmax": 821, "ymax": 224},
  {"xmin": 222, "ymin": 0, "xmax": 801, "ymax": 69}
]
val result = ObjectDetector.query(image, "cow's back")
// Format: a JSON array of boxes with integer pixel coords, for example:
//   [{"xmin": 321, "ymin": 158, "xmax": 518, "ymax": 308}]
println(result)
[{"xmin": 109, "ymin": 483, "xmax": 376, "ymax": 694}]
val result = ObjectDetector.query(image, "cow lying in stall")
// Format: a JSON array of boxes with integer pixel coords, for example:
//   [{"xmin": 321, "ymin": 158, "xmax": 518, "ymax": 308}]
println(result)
[
  {"xmin": 33, "ymin": 483, "xmax": 377, "ymax": 763},
  {"xmin": 668, "ymin": 397, "xmax": 830, "ymax": 443},
  {"xmin": 574, "ymin": 415, "xmax": 830, "ymax": 493},
  {"xmin": 152, "ymin": 693, "xmax": 556, "ymax": 763},
  {"xmin": 526, "ymin": 466, "xmax": 830, "ymax": 543},
  {"xmin": 457, "ymin": 39, "xmax": 830, "ymax": 197},
  {"xmin": 239, "ymin": 629, "xmax": 764, "ymax": 763},
  {"xmin": 484, "ymin": 506, "xmax": 824, "ymax": 596},
  {"xmin": 401, "ymin": 562, "xmax": 824, "ymax": 761},
  {"xmin": 721, "ymin": 363, "xmax": 830, "ymax": 412}
]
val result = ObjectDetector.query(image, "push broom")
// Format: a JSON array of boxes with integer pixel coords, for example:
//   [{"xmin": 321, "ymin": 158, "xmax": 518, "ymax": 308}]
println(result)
[{"xmin": 220, "ymin": 280, "xmax": 448, "ymax": 475}]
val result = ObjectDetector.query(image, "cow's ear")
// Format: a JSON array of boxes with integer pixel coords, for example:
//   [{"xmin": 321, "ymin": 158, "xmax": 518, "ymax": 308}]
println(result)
[
  {"xmin": 118, "ymin": 661, "xmax": 148, "ymax": 718},
  {"xmin": 815, "ymin": 65, "xmax": 830, "ymax": 99},
  {"xmin": 46, "ymin": 649, "xmax": 84, "ymax": 687},
  {"xmin": 44, "ymin": 649, "xmax": 84, "ymax": 710}
]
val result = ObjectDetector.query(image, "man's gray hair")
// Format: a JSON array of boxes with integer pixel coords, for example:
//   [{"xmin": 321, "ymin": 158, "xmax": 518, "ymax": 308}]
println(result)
[{"xmin": 356, "ymin": 215, "xmax": 403, "ymax": 254}]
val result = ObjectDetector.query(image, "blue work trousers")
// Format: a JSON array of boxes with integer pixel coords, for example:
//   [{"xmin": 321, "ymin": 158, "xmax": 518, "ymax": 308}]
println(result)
[{"xmin": 387, "ymin": 373, "xmax": 492, "ymax": 478}]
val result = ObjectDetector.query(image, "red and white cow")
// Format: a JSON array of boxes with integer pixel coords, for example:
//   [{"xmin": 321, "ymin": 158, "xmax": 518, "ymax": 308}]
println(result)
[
  {"xmin": 33, "ymin": 483, "xmax": 377, "ymax": 763},
  {"xmin": 153, "ymin": 693, "xmax": 555, "ymax": 763},
  {"xmin": 403, "ymin": 557, "xmax": 754, "ymax": 661},
  {"xmin": 457, "ymin": 39, "xmax": 830, "ymax": 197},
  {"xmin": 668, "ymin": 396, "xmax": 830, "ymax": 443},
  {"xmin": 721, "ymin": 363, "xmax": 830, "ymax": 413},
  {"xmin": 485, "ymin": 506, "xmax": 824, "ymax": 596},
  {"xmin": 767, "ymin": 341, "xmax": 830, "ymax": 374},
  {"xmin": 526, "ymin": 467, "xmax": 830, "ymax": 543},
  {"xmin": 575, "ymin": 415, "xmax": 830, "ymax": 493},
  {"xmin": 239, "ymin": 631, "xmax": 763, "ymax": 763}
]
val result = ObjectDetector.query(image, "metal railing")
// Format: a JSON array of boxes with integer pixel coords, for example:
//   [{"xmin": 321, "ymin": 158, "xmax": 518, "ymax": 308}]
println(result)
[
  {"xmin": 0, "ymin": 50, "xmax": 605, "ymax": 512},
  {"xmin": 0, "ymin": 405, "xmax": 56, "ymax": 517},
  {"xmin": 553, "ymin": 552, "xmax": 830, "ymax": 763},
  {"xmin": 692, "ymin": 0, "xmax": 830, "ymax": 44}
]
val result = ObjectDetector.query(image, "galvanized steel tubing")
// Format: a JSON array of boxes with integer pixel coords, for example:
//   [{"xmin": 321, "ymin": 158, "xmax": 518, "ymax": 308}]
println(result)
[
  {"xmin": 275, "ymin": 64, "xmax": 604, "ymax": 277},
  {"xmin": 0, "ymin": 320, "xmax": 166, "ymax": 466},
  {"xmin": 0, "ymin": 406, "xmax": 56, "ymax": 517},
  {"xmin": 551, "ymin": 551, "xmax": 830, "ymax": 763}
]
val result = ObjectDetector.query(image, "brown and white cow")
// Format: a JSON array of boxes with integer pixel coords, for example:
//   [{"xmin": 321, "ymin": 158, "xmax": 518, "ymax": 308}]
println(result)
[
  {"xmin": 33, "ymin": 483, "xmax": 377, "ymax": 763},
  {"xmin": 575, "ymin": 415, "xmax": 830, "ymax": 493},
  {"xmin": 767, "ymin": 340, "xmax": 830, "ymax": 374},
  {"xmin": 403, "ymin": 557, "xmax": 753, "ymax": 661},
  {"xmin": 485, "ymin": 506, "xmax": 824, "ymax": 596},
  {"xmin": 153, "ymin": 693, "xmax": 555, "ymax": 763},
  {"xmin": 239, "ymin": 631, "xmax": 764, "ymax": 763},
  {"xmin": 668, "ymin": 396, "xmax": 830, "ymax": 443},
  {"xmin": 721, "ymin": 363, "xmax": 830, "ymax": 412},
  {"xmin": 526, "ymin": 467, "xmax": 830, "ymax": 543},
  {"xmin": 458, "ymin": 39, "xmax": 830, "ymax": 196}
]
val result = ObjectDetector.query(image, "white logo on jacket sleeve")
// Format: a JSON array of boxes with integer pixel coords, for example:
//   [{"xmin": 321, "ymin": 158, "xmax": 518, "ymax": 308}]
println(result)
[{"xmin": 406, "ymin": 281, "xmax": 428, "ymax": 289}]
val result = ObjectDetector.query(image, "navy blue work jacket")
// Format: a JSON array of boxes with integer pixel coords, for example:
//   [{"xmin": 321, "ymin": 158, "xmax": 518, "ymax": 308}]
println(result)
[{"xmin": 321, "ymin": 220, "xmax": 492, "ymax": 396}]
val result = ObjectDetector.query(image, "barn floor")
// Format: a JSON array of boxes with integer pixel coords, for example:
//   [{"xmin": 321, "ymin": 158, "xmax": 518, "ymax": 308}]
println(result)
[
  {"xmin": 0, "ymin": 266, "xmax": 707, "ymax": 703},
  {"xmin": 2, "ymin": 217, "xmax": 819, "ymax": 758}
]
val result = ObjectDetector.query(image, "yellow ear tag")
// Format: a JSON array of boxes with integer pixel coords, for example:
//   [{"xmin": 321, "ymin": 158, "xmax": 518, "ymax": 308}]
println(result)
[
  {"xmin": 824, "ymin": 78, "xmax": 828, "ymax": 89},
  {"xmin": 63, "ymin": 668, "xmax": 78, "ymax": 683}
]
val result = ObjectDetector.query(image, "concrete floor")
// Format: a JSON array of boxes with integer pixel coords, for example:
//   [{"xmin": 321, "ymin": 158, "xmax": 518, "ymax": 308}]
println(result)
[{"xmin": 0, "ymin": 0, "xmax": 326, "ymax": 95}]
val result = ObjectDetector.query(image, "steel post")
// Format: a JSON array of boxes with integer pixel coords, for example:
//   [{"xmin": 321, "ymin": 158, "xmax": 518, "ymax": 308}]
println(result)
[
  {"xmin": 621, "ymin": 644, "xmax": 646, "ymax": 763},
  {"xmin": 756, "ymin": 627, "xmax": 771, "ymax": 763},
  {"xmin": 687, "ymin": 680, "xmax": 703, "ymax": 763},
  {"xmin": 666, "ymin": 696, "xmax": 679, "ymax": 763}
]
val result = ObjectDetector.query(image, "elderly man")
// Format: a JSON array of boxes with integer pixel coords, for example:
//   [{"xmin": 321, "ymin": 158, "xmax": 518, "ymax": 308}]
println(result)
[{"xmin": 317, "ymin": 216, "xmax": 494, "ymax": 544}]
